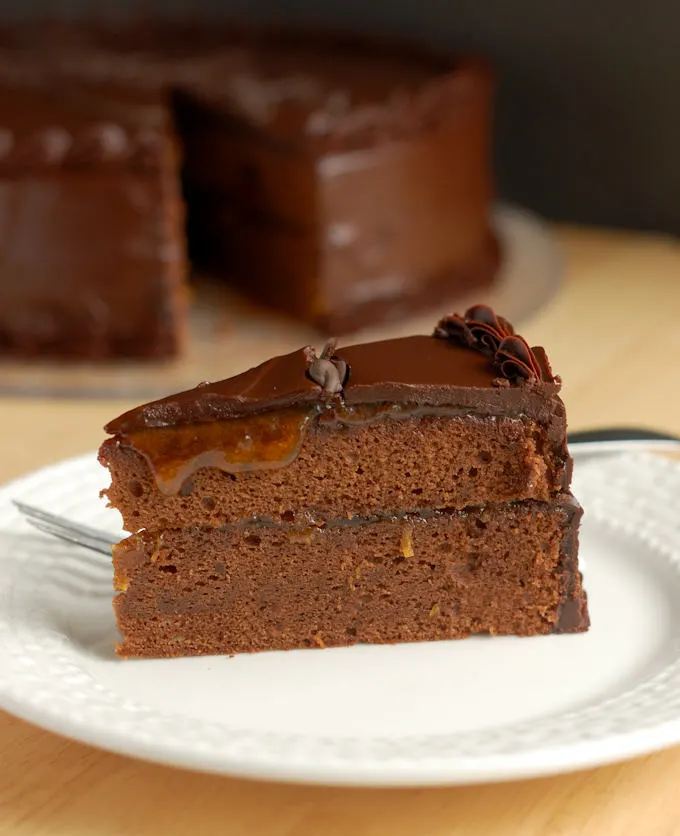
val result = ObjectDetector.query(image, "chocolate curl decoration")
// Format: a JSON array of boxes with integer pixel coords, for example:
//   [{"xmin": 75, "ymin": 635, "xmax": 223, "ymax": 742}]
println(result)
[
  {"xmin": 435, "ymin": 304, "xmax": 548, "ymax": 382},
  {"xmin": 304, "ymin": 339, "xmax": 348, "ymax": 396},
  {"xmin": 464, "ymin": 304, "xmax": 515, "ymax": 355},
  {"xmin": 434, "ymin": 305, "xmax": 514, "ymax": 355},
  {"xmin": 433, "ymin": 313, "xmax": 476, "ymax": 348},
  {"xmin": 495, "ymin": 335, "xmax": 544, "ymax": 381}
]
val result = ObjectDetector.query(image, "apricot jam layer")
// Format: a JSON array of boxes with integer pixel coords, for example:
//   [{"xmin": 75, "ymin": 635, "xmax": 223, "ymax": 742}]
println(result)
[
  {"xmin": 123, "ymin": 402, "xmax": 475, "ymax": 495},
  {"xmin": 125, "ymin": 406, "xmax": 319, "ymax": 495}
]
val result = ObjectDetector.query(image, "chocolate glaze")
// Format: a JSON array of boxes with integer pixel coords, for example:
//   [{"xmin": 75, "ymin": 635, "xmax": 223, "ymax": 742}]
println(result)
[
  {"xmin": 0, "ymin": 82, "xmax": 168, "ymax": 173},
  {"xmin": 104, "ymin": 323, "xmax": 573, "ymax": 496},
  {"xmin": 106, "ymin": 333, "xmax": 562, "ymax": 435},
  {"xmin": 0, "ymin": 154, "xmax": 186, "ymax": 359},
  {"xmin": 553, "ymin": 496, "xmax": 589, "ymax": 633},
  {"xmin": 1, "ymin": 23, "xmax": 490, "ymax": 153}
]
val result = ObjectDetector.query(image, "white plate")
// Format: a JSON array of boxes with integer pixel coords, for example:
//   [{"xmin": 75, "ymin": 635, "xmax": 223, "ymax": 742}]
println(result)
[{"xmin": 1, "ymin": 451, "xmax": 680, "ymax": 786}]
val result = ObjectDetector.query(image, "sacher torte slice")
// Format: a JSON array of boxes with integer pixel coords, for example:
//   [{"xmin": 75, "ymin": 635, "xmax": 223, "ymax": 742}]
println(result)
[{"xmin": 99, "ymin": 305, "xmax": 588, "ymax": 657}]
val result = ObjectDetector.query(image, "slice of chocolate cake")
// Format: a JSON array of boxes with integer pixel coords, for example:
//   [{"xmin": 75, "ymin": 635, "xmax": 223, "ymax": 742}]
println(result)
[{"xmin": 100, "ymin": 306, "xmax": 588, "ymax": 658}]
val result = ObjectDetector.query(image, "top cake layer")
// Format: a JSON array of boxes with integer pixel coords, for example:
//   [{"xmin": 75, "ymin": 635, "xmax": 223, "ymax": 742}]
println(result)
[
  {"xmin": 0, "ymin": 23, "xmax": 489, "ymax": 156},
  {"xmin": 176, "ymin": 34, "xmax": 489, "ymax": 154},
  {"xmin": 100, "ymin": 308, "xmax": 572, "ymax": 530}
]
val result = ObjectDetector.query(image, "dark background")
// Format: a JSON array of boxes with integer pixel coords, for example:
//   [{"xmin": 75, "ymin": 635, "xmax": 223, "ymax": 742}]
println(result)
[{"xmin": 5, "ymin": 0, "xmax": 679, "ymax": 234}]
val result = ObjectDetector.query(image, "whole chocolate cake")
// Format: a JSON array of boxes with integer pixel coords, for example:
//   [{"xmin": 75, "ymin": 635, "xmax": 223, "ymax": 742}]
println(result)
[
  {"xmin": 0, "ymin": 23, "xmax": 497, "ymax": 359},
  {"xmin": 100, "ymin": 306, "xmax": 589, "ymax": 658}
]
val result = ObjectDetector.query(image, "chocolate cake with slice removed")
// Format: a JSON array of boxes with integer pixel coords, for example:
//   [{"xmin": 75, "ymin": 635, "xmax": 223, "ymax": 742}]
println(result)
[
  {"xmin": 100, "ymin": 306, "xmax": 588, "ymax": 657},
  {"xmin": 0, "ymin": 24, "xmax": 497, "ymax": 358}
]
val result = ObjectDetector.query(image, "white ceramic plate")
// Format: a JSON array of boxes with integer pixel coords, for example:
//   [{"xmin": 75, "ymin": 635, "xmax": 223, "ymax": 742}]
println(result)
[{"xmin": 1, "ymin": 450, "xmax": 680, "ymax": 787}]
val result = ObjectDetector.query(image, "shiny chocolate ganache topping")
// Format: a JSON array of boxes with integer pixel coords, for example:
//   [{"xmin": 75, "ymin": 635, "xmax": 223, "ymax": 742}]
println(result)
[
  {"xmin": 106, "ymin": 307, "xmax": 558, "ymax": 435},
  {"xmin": 102, "ymin": 308, "xmax": 564, "ymax": 494}
]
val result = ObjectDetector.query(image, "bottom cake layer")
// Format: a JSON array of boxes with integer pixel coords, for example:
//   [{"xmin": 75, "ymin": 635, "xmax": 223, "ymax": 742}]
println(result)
[{"xmin": 113, "ymin": 498, "xmax": 587, "ymax": 658}]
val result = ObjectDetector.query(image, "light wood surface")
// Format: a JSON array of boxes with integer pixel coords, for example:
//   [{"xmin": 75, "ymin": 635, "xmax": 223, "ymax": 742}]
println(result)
[{"xmin": 1, "ymin": 225, "xmax": 680, "ymax": 835}]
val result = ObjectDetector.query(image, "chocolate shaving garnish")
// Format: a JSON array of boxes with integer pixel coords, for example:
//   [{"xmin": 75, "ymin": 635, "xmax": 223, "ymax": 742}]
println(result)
[
  {"xmin": 433, "ymin": 313, "xmax": 476, "ymax": 348},
  {"xmin": 495, "ymin": 335, "xmax": 543, "ymax": 381},
  {"xmin": 464, "ymin": 304, "xmax": 515, "ymax": 356},
  {"xmin": 435, "ymin": 305, "xmax": 549, "ymax": 383},
  {"xmin": 304, "ymin": 339, "xmax": 348, "ymax": 396}
]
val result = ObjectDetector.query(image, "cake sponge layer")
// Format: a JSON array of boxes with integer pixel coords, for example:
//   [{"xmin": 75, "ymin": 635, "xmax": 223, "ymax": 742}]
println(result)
[
  {"xmin": 101, "ymin": 414, "xmax": 569, "ymax": 532},
  {"xmin": 113, "ymin": 497, "xmax": 586, "ymax": 658}
]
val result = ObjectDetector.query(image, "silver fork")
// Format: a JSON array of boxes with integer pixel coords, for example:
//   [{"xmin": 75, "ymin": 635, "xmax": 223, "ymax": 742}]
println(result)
[{"xmin": 13, "ymin": 500, "xmax": 116, "ymax": 556}]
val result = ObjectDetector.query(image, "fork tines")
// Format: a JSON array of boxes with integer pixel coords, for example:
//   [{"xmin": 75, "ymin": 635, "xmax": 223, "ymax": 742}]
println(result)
[{"xmin": 13, "ymin": 500, "xmax": 115, "ymax": 557}]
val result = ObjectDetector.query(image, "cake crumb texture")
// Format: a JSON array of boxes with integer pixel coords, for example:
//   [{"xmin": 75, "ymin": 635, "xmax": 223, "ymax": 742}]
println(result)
[{"xmin": 114, "ymin": 501, "xmax": 586, "ymax": 658}]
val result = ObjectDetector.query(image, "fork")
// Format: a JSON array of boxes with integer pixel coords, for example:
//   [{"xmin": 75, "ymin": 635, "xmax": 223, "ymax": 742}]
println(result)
[{"xmin": 12, "ymin": 500, "xmax": 116, "ymax": 556}]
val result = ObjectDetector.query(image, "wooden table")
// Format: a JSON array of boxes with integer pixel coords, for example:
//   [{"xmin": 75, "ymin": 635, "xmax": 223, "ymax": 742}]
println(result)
[{"xmin": 1, "ymin": 226, "xmax": 680, "ymax": 835}]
